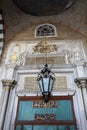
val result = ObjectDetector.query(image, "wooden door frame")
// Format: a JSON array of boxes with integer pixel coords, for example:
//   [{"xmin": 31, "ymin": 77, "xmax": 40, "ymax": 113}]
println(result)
[{"xmin": 15, "ymin": 96, "xmax": 76, "ymax": 130}]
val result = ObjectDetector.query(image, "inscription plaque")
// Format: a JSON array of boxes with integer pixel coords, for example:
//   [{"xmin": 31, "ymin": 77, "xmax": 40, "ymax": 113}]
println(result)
[
  {"xmin": 35, "ymin": 114, "xmax": 56, "ymax": 120},
  {"xmin": 33, "ymin": 100, "xmax": 57, "ymax": 108}
]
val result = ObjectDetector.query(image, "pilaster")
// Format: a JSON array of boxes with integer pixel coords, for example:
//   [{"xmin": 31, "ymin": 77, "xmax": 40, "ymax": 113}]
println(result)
[
  {"xmin": 74, "ymin": 60, "xmax": 86, "ymax": 77},
  {"xmin": 75, "ymin": 78, "xmax": 87, "ymax": 119},
  {"xmin": 0, "ymin": 80, "xmax": 16, "ymax": 130}
]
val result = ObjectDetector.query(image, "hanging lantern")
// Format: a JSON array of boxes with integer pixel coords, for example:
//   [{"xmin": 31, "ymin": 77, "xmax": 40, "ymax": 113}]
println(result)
[{"xmin": 37, "ymin": 64, "xmax": 55, "ymax": 102}]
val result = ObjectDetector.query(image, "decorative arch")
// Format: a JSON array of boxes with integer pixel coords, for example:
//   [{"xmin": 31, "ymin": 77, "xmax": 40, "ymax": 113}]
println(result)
[{"xmin": 35, "ymin": 23, "xmax": 57, "ymax": 38}]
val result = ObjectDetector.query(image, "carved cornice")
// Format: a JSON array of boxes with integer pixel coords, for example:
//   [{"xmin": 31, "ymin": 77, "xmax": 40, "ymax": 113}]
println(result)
[
  {"xmin": 74, "ymin": 78, "xmax": 87, "ymax": 88},
  {"xmin": 2, "ymin": 80, "xmax": 17, "ymax": 90}
]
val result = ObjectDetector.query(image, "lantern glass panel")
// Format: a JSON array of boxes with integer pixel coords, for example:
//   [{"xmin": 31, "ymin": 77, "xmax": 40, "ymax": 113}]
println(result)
[
  {"xmin": 39, "ymin": 77, "xmax": 54, "ymax": 93},
  {"xmin": 43, "ymin": 77, "xmax": 49, "ymax": 91},
  {"xmin": 39, "ymin": 79, "xmax": 43, "ymax": 92},
  {"xmin": 49, "ymin": 78, "xmax": 54, "ymax": 91}
]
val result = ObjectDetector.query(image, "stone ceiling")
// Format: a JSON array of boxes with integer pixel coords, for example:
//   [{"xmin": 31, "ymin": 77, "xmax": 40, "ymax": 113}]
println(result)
[{"xmin": 13, "ymin": 0, "xmax": 76, "ymax": 16}]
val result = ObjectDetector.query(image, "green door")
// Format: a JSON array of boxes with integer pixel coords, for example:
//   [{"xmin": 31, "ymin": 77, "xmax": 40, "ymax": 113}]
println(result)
[
  {"xmin": 15, "ymin": 96, "xmax": 76, "ymax": 130},
  {"xmin": 16, "ymin": 125, "xmax": 75, "ymax": 130}
]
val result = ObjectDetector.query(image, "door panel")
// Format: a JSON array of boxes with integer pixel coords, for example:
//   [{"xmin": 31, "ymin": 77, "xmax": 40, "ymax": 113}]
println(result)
[
  {"xmin": 17, "ymin": 100, "xmax": 73, "ymax": 121},
  {"xmin": 16, "ymin": 125, "xmax": 75, "ymax": 130}
]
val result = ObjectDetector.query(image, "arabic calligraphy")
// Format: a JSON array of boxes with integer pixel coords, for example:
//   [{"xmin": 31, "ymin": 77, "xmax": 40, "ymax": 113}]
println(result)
[
  {"xmin": 33, "ymin": 100, "xmax": 57, "ymax": 108},
  {"xmin": 35, "ymin": 114, "xmax": 56, "ymax": 120}
]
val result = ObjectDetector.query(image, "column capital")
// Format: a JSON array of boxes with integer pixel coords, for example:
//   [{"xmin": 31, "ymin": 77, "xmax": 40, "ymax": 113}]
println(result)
[
  {"xmin": 74, "ymin": 77, "xmax": 87, "ymax": 88},
  {"xmin": 2, "ymin": 80, "xmax": 17, "ymax": 90}
]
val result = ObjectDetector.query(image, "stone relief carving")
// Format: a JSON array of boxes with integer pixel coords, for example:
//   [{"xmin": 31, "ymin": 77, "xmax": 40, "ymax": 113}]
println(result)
[
  {"xmin": 57, "ymin": 44, "xmax": 84, "ymax": 64},
  {"xmin": 58, "ymin": 48, "xmax": 73, "ymax": 64},
  {"xmin": 9, "ymin": 44, "xmax": 27, "ymax": 66},
  {"xmin": 9, "ymin": 44, "xmax": 20, "ymax": 64},
  {"xmin": 9, "ymin": 53, "xmax": 18, "ymax": 64},
  {"xmin": 16, "ymin": 52, "xmax": 27, "ymax": 65},
  {"xmin": 33, "ymin": 40, "xmax": 58, "ymax": 53},
  {"xmin": 10, "ymin": 52, "xmax": 27, "ymax": 66},
  {"xmin": 8, "ymin": 41, "xmax": 85, "ymax": 66}
]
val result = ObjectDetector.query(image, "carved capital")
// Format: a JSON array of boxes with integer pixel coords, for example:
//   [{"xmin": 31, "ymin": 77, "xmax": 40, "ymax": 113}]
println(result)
[
  {"xmin": 2, "ymin": 80, "xmax": 17, "ymax": 90},
  {"xmin": 74, "ymin": 78, "xmax": 87, "ymax": 88}
]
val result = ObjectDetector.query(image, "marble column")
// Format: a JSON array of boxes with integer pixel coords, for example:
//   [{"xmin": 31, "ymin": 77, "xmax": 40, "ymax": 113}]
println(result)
[
  {"xmin": 0, "ymin": 80, "xmax": 16, "ymax": 130},
  {"xmin": 75, "ymin": 78, "xmax": 87, "ymax": 119}
]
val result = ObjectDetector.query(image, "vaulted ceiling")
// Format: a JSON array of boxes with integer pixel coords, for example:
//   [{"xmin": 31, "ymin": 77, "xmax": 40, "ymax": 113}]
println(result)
[
  {"xmin": 13, "ymin": 0, "xmax": 76, "ymax": 16},
  {"xmin": 1, "ymin": 0, "xmax": 87, "ymax": 42}
]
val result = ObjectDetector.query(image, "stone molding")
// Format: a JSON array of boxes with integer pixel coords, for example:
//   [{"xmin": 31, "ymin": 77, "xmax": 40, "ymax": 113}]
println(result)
[
  {"xmin": 73, "ymin": 60, "xmax": 86, "ymax": 67},
  {"xmin": 2, "ymin": 80, "xmax": 17, "ymax": 90},
  {"xmin": 7, "ymin": 40, "xmax": 84, "ymax": 66}
]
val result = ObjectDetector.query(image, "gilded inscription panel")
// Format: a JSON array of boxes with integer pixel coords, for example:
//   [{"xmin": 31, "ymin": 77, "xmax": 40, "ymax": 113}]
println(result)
[
  {"xmin": 35, "ymin": 114, "xmax": 56, "ymax": 120},
  {"xmin": 33, "ymin": 100, "xmax": 57, "ymax": 108}
]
